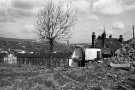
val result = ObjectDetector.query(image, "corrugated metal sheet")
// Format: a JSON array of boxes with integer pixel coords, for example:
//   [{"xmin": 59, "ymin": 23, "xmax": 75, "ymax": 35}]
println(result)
[{"xmin": 110, "ymin": 62, "xmax": 130, "ymax": 68}]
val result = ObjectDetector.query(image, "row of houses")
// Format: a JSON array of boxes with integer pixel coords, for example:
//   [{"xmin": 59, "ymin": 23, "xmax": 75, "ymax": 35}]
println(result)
[{"xmin": 91, "ymin": 31, "xmax": 123, "ymax": 57}]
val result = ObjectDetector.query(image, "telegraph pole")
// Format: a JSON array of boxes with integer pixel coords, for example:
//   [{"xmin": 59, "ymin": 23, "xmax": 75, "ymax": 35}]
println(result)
[
  {"xmin": 67, "ymin": 40, "xmax": 70, "ymax": 47},
  {"xmin": 133, "ymin": 25, "xmax": 135, "ymax": 39}
]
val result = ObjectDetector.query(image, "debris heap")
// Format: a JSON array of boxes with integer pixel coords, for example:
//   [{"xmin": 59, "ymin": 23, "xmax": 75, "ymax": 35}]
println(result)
[{"xmin": 111, "ymin": 39, "xmax": 135, "ymax": 64}]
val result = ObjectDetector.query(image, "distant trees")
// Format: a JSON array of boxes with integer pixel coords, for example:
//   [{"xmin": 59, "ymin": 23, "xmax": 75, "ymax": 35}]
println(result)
[{"xmin": 36, "ymin": 1, "xmax": 76, "ymax": 52}]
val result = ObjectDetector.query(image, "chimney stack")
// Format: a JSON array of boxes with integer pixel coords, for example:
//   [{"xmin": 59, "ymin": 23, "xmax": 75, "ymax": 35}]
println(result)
[
  {"xmin": 92, "ymin": 32, "xmax": 96, "ymax": 48},
  {"xmin": 133, "ymin": 25, "xmax": 134, "ymax": 39},
  {"xmin": 118, "ymin": 35, "xmax": 123, "ymax": 43},
  {"xmin": 102, "ymin": 29, "xmax": 106, "ymax": 48},
  {"xmin": 109, "ymin": 35, "xmax": 112, "ymax": 39}
]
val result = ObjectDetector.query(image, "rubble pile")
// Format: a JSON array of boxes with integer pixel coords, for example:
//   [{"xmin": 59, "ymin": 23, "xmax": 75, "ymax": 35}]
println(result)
[{"xmin": 111, "ymin": 39, "xmax": 135, "ymax": 64}]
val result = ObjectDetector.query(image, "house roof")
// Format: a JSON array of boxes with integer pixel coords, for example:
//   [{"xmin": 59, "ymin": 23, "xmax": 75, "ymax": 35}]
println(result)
[{"xmin": 95, "ymin": 38, "xmax": 122, "ymax": 52}]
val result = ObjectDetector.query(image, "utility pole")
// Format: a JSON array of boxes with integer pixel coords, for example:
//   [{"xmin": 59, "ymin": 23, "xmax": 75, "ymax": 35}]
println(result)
[
  {"xmin": 67, "ymin": 40, "xmax": 69, "ymax": 46},
  {"xmin": 102, "ymin": 27, "xmax": 106, "ymax": 48},
  {"xmin": 133, "ymin": 25, "xmax": 135, "ymax": 39}
]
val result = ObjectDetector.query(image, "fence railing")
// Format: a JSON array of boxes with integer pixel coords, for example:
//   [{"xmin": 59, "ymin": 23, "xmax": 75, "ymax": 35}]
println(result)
[
  {"xmin": 0, "ymin": 53, "xmax": 70, "ymax": 68},
  {"xmin": 16, "ymin": 57, "xmax": 69, "ymax": 67},
  {"xmin": 0, "ymin": 53, "xmax": 71, "ymax": 67}
]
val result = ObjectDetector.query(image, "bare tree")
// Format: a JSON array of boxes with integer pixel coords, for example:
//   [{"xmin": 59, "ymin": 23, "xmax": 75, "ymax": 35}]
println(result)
[{"xmin": 36, "ymin": 1, "xmax": 76, "ymax": 52}]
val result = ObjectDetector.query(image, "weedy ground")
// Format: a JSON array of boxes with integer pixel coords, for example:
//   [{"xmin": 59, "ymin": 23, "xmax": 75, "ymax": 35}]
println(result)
[{"xmin": 0, "ymin": 62, "xmax": 135, "ymax": 90}]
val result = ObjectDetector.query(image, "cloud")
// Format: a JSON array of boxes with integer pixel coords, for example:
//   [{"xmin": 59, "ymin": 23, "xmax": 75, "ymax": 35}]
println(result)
[
  {"xmin": 0, "ymin": 0, "xmax": 92, "ymax": 23},
  {"xmin": 112, "ymin": 21, "xmax": 125, "ymax": 30},
  {"xmin": 0, "ymin": 0, "xmax": 46, "ymax": 23},
  {"xmin": 0, "ymin": 22, "xmax": 38, "ymax": 39},
  {"xmin": 0, "ymin": 8, "xmax": 34, "ymax": 23},
  {"xmin": 0, "ymin": 10, "xmax": 16, "ymax": 23},
  {"xmin": 93, "ymin": 0, "xmax": 135, "ymax": 15},
  {"xmin": 72, "ymin": 0, "xmax": 90, "ymax": 11},
  {"xmin": 0, "ymin": 0, "xmax": 11, "ymax": 8},
  {"xmin": 23, "ymin": 24, "xmax": 35, "ymax": 33},
  {"xmin": 9, "ymin": 8, "xmax": 33, "ymax": 18},
  {"xmin": 0, "ymin": 16, "xmax": 15, "ymax": 23},
  {"xmin": 12, "ymin": 0, "xmax": 35, "ymax": 10},
  {"xmin": 70, "ymin": 0, "xmax": 99, "ymax": 20},
  {"xmin": 88, "ymin": 14, "xmax": 99, "ymax": 20}
]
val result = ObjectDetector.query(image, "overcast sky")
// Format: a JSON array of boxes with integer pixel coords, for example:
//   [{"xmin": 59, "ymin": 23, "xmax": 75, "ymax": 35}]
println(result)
[{"xmin": 0, "ymin": 0, "xmax": 135, "ymax": 43}]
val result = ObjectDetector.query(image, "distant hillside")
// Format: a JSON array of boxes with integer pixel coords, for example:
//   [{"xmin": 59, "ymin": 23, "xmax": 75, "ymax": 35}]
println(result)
[
  {"xmin": 0, "ymin": 37, "xmax": 34, "ymax": 42},
  {"xmin": 0, "ymin": 37, "xmax": 71, "ymax": 53}
]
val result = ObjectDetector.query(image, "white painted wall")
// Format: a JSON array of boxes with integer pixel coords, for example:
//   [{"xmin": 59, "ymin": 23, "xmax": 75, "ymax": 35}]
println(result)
[{"xmin": 85, "ymin": 48, "xmax": 101, "ymax": 61}]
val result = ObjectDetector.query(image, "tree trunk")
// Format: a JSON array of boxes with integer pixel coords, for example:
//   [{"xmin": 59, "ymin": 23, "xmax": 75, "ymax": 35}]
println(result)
[
  {"xmin": 49, "ymin": 38, "xmax": 54, "ymax": 52},
  {"xmin": 47, "ymin": 39, "xmax": 54, "ymax": 68}
]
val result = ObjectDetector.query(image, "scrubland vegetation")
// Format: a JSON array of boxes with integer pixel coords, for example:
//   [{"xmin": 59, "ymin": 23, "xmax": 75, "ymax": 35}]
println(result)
[{"xmin": 0, "ymin": 61, "xmax": 134, "ymax": 90}]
